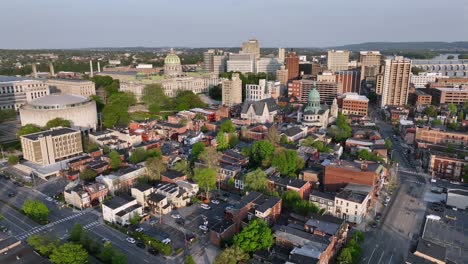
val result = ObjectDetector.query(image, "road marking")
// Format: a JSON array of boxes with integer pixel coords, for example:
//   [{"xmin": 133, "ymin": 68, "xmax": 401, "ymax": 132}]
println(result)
[
  {"xmin": 388, "ymin": 253, "xmax": 393, "ymax": 264},
  {"xmin": 367, "ymin": 246, "xmax": 378, "ymax": 264},
  {"xmin": 377, "ymin": 251, "xmax": 385, "ymax": 264}
]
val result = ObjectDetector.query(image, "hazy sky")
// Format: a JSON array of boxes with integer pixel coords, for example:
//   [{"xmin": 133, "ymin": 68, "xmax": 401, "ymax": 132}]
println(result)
[{"xmin": 1, "ymin": 0, "xmax": 467, "ymax": 49}]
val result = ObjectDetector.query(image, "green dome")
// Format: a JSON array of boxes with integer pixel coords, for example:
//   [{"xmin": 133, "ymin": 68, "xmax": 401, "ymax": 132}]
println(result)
[
  {"xmin": 308, "ymin": 87, "xmax": 320, "ymax": 102},
  {"xmin": 164, "ymin": 50, "xmax": 181, "ymax": 65}
]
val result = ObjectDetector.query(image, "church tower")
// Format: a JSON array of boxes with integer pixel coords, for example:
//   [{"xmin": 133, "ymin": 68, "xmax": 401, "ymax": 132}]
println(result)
[{"xmin": 331, "ymin": 97, "xmax": 339, "ymax": 119}]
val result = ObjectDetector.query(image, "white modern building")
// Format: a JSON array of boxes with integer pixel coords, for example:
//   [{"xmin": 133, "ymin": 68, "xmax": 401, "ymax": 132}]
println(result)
[
  {"xmin": 46, "ymin": 79, "xmax": 96, "ymax": 97},
  {"xmin": 102, "ymin": 195, "xmax": 143, "ymax": 225},
  {"xmin": 19, "ymin": 94, "xmax": 98, "ymax": 132},
  {"xmin": 227, "ymin": 53, "xmax": 255, "ymax": 73},
  {"xmin": 411, "ymin": 72, "xmax": 446, "ymax": 88},
  {"xmin": 256, "ymin": 58, "xmax": 283, "ymax": 74},
  {"xmin": 334, "ymin": 184, "xmax": 372, "ymax": 224},
  {"xmin": 0, "ymin": 76, "xmax": 49, "ymax": 110}
]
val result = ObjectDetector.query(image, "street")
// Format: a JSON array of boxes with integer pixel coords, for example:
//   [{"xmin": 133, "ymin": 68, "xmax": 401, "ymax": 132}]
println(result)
[{"xmin": 360, "ymin": 105, "xmax": 429, "ymax": 264}]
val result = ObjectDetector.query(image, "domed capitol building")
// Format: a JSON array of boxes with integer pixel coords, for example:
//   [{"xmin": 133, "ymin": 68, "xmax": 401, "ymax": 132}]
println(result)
[
  {"xmin": 115, "ymin": 49, "xmax": 219, "ymax": 100},
  {"xmin": 298, "ymin": 82, "xmax": 338, "ymax": 128}
]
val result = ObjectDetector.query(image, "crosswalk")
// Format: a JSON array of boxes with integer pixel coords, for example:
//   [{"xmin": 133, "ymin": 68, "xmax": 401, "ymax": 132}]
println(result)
[
  {"xmin": 15, "ymin": 211, "xmax": 89, "ymax": 240},
  {"xmin": 404, "ymin": 179, "xmax": 425, "ymax": 185},
  {"xmin": 83, "ymin": 221, "xmax": 101, "ymax": 230}
]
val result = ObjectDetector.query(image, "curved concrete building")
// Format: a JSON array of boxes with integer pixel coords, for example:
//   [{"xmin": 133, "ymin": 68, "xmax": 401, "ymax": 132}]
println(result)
[{"xmin": 19, "ymin": 94, "xmax": 97, "ymax": 131}]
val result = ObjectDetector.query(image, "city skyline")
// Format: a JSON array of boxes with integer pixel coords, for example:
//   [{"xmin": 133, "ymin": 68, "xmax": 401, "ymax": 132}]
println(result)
[{"xmin": 1, "ymin": 0, "xmax": 467, "ymax": 49}]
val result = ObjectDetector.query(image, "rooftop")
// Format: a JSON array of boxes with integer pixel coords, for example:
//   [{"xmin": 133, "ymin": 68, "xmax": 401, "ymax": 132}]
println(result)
[
  {"xmin": 416, "ymin": 238, "xmax": 446, "ymax": 262},
  {"xmin": 22, "ymin": 127, "xmax": 79, "ymax": 140},
  {"xmin": 0, "ymin": 75, "xmax": 36, "ymax": 83},
  {"xmin": 28, "ymin": 94, "xmax": 89, "ymax": 106},
  {"xmin": 103, "ymin": 194, "xmax": 135, "ymax": 210}
]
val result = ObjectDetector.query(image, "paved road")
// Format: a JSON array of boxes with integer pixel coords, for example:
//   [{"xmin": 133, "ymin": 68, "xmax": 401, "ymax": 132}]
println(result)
[{"xmin": 360, "ymin": 106, "xmax": 429, "ymax": 264}]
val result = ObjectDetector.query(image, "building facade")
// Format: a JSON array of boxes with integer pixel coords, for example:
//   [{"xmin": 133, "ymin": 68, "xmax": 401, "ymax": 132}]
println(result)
[
  {"xmin": 285, "ymin": 52, "xmax": 300, "ymax": 80},
  {"xmin": 359, "ymin": 51, "xmax": 382, "ymax": 83},
  {"xmin": 410, "ymin": 72, "xmax": 445, "ymax": 88},
  {"xmin": 415, "ymin": 127, "xmax": 468, "ymax": 146},
  {"xmin": 336, "ymin": 70, "xmax": 361, "ymax": 94},
  {"xmin": 380, "ymin": 56, "xmax": 412, "ymax": 107},
  {"xmin": 21, "ymin": 127, "xmax": 83, "ymax": 165},
  {"xmin": 433, "ymin": 86, "xmax": 468, "ymax": 104},
  {"xmin": 227, "ymin": 53, "xmax": 255, "ymax": 73},
  {"xmin": 241, "ymin": 39, "xmax": 260, "ymax": 59},
  {"xmin": 412, "ymin": 59, "xmax": 468, "ymax": 77},
  {"xmin": 327, "ymin": 50, "xmax": 350, "ymax": 72},
  {"xmin": 0, "ymin": 76, "xmax": 49, "ymax": 110},
  {"xmin": 46, "ymin": 79, "xmax": 95, "ymax": 97},
  {"xmin": 222, "ymin": 73, "xmax": 242, "ymax": 106},
  {"xmin": 256, "ymin": 58, "xmax": 283, "ymax": 74},
  {"xmin": 341, "ymin": 93, "xmax": 369, "ymax": 116}
]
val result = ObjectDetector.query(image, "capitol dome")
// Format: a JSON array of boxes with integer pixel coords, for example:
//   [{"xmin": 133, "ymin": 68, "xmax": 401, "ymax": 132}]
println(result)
[{"xmin": 164, "ymin": 49, "xmax": 181, "ymax": 65}]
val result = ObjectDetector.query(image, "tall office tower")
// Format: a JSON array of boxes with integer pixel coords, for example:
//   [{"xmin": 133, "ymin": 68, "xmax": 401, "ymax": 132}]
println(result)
[
  {"xmin": 241, "ymin": 39, "xmax": 260, "ymax": 59},
  {"xmin": 222, "ymin": 73, "xmax": 242, "ymax": 107},
  {"xmin": 213, "ymin": 54, "xmax": 227, "ymax": 75},
  {"xmin": 276, "ymin": 66, "xmax": 289, "ymax": 86},
  {"xmin": 278, "ymin": 48, "xmax": 285, "ymax": 63},
  {"xmin": 256, "ymin": 58, "xmax": 283, "ymax": 74},
  {"xmin": 380, "ymin": 56, "xmax": 412, "ymax": 107},
  {"xmin": 359, "ymin": 51, "xmax": 382, "ymax": 83},
  {"xmin": 203, "ymin": 49, "xmax": 215, "ymax": 72},
  {"xmin": 336, "ymin": 70, "xmax": 361, "ymax": 94},
  {"xmin": 327, "ymin": 50, "xmax": 350, "ymax": 72},
  {"xmin": 285, "ymin": 51, "xmax": 300, "ymax": 80},
  {"xmin": 227, "ymin": 53, "xmax": 255, "ymax": 73}
]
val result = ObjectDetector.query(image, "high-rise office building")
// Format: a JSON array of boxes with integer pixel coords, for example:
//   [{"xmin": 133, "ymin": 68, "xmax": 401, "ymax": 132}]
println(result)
[
  {"xmin": 222, "ymin": 73, "xmax": 242, "ymax": 107},
  {"xmin": 204, "ymin": 49, "xmax": 227, "ymax": 75},
  {"xmin": 241, "ymin": 39, "xmax": 260, "ymax": 59},
  {"xmin": 327, "ymin": 50, "xmax": 350, "ymax": 72},
  {"xmin": 336, "ymin": 70, "xmax": 361, "ymax": 94},
  {"xmin": 380, "ymin": 56, "xmax": 412, "ymax": 107},
  {"xmin": 359, "ymin": 51, "xmax": 382, "ymax": 83},
  {"xmin": 278, "ymin": 48, "xmax": 285, "ymax": 63},
  {"xmin": 227, "ymin": 53, "xmax": 255, "ymax": 73},
  {"xmin": 203, "ymin": 50, "xmax": 215, "ymax": 72},
  {"xmin": 256, "ymin": 58, "xmax": 283, "ymax": 74},
  {"xmin": 285, "ymin": 52, "xmax": 299, "ymax": 81}
]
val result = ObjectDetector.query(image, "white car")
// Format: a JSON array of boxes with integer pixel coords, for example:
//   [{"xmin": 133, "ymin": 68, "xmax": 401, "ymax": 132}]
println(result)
[
  {"xmin": 135, "ymin": 227, "xmax": 144, "ymax": 232},
  {"xmin": 171, "ymin": 214, "xmax": 181, "ymax": 219},
  {"xmin": 225, "ymin": 206, "xmax": 233, "ymax": 210},
  {"xmin": 162, "ymin": 238, "xmax": 171, "ymax": 244},
  {"xmin": 211, "ymin": 199, "xmax": 220, "ymax": 205},
  {"xmin": 46, "ymin": 197, "xmax": 53, "ymax": 202},
  {"xmin": 385, "ymin": 197, "xmax": 391, "ymax": 203},
  {"xmin": 200, "ymin": 204, "xmax": 211, "ymax": 210},
  {"xmin": 199, "ymin": 225, "xmax": 208, "ymax": 232},
  {"xmin": 126, "ymin": 237, "xmax": 136, "ymax": 244}
]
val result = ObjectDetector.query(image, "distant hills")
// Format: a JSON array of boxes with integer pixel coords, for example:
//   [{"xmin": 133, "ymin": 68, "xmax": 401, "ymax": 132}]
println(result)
[{"xmin": 328, "ymin": 42, "xmax": 468, "ymax": 51}]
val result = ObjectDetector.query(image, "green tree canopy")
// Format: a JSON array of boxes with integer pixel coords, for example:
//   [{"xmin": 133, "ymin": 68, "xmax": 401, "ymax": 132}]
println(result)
[
  {"xmin": 265, "ymin": 126, "xmax": 280, "ymax": 145},
  {"xmin": 69, "ymin": 223, "xmax": 84, "ymax": 243},
  {"xmin": 271, "ymin": 149, "xmax": 305, "ymax": 177},
  {"xmin": 108, "ymin": 150, "xmax": 122, "ymax": 170},
  {"xmin": 18, "ymin": 124, "xmax": 43, "ymax": 136},
  {"xmin": 92, "ymin": 76, "xmax": 120, "ymax": 96},
  {"xmin": 129, "ymin": 147, "xmax": 149, "ymax": 164},
  {"xmin": 448, "ymin": 103, "xmax": 457, "ymax": 116},
  {"xmin": 90, "ymin": 95, "xmax": 104, "ymax": 112},
  {"xmin": 49, "ymin": 243, "xmax": 89, "ymax": 264},
  {"xmin": 220, "ymin": 120, "xmax": 235, "ymax": 133},
  {"xmin": 45, "ymin": 118, "xmax": 71, "ymax": 129},
  {"xmin": 102, "ymin": 92, "xmax": 136, "ymax": 128},
  {"xmin": 282, "ymin": 190, "xmax": 302, "ymax": 208},
  {"xmin": 7, "ymin": 155, "xmax": 19, "ymax": 165},
  {"xmin": 27, "ymin": 234, "xmax": 59, "ymax": 257},
  {"xmin": 244, "ymin": 169, "xmax": 269, "ymax": 193},
  {"xmin": 191, "ymin": 142, "xmax": 206, "ymax": 161},
  {"xmin": 0, "ymin": 109, "xmax": 17, "ymax": 123},
  {"xmin": 229, "ymin": 133, "xmax": 240, "ymax": 148},
  {"xmin": 329, "ymin": 113, "xmax": 352, "ymax": 142},
  {"xmin": 214, "ymin": 246, "xmax": 250, "ymax": 264},
  {"xmin": 216, "ymin": 132, "xmax": 229, "ymax": 151},
  {"xmin": 199, "ymin": 147, "xmax": 220, "ymax": 171},
  {"xmin": 185, "ymin": 255, "xmax": 196, "ymax": 264},
  {"xmin": 233, "ymin": 219, "xmax": 274, "ymax": 253},
  {"xmin": 208, "ymin": 85, "xmax": 222, "ymax": 101},
  {"xmin": 146, "ymin": 156, "xmax": 166, "ymax": 181},
  {"xmin": 142, "ymin": 84, "xmax": 168, "ymax": 113},
  {"xmin": 79, "ymin": 168, "xmax": 98, "ymax": 182},
  {"xmin": 357, "ymin": 149, "xmax": 383, "ymax": 162},
  {"xmin": 193, "ymin": 168, "xmax": 217, "ymax": 199},
  {"xmin": 425, "ymin": 105, "xmax": 437, "ymax": 118},
  {"xmin": 170, "ymin": 90, "xmax": 206, "ymax": 111},
  {"xmin": 384, "ymin": 139, "xmax": 393, "ymax": 151},
  {"xmin": 23, "ymin": 199, "xmax": 49, "ymax": 223},
  {"xmin": 431, "ymin": 119, "xmax": 443, "ymax": 126},
  {"xmin": 250, "ymin": 140, "xmax": 275, "ymax": 167}
]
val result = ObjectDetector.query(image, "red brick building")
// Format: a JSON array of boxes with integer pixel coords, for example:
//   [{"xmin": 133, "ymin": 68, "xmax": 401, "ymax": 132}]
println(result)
[
  {"xmin": 161, "ymin": 170, "xmax": 187, "ymax": 184},
  {"xmin": 285, "ymin": 52, "xmax": 299, "ymax": 81},
  {"xmin": 340, "ymin": 93, "xmax": 369, "ymax": 117},
  {"xmin": 268, "ymin": 175, "xmax": 311, "ymax": 200},
  {"xmin": 336, "ymin": 70, "xmax": 361, "ymax": 94},
  {"xmin": 323, "ymin": 160, "xmax": 386, "ymax": 192},
  {"xmin": 415, "ymin": 127, "xmax": 468, "ymax": 146},
  {"xmin": 429, "ymin": 154, "xmax": 468, "ymax": 181}
]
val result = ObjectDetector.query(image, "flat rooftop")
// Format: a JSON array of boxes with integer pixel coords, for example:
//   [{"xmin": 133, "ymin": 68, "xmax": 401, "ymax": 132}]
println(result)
[
  {"xmin": 0, "ymin": 75, "xmax": 36, "ymax": 83},
  {"xmin": 28, "ymin": 94, "xmax": 88, "ymax": 106},
  {"xmin": 22, "ymin": 127, "xmax": 79, "ymax": 141}
]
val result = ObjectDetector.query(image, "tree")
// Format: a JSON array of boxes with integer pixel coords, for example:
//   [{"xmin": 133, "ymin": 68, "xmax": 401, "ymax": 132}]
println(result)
[
  {"xmin": 293, "ymin": 200, "xmax": 319, "ymax": 216},
  {"xmin": 7, "ymin": 155, "xmax": 19, "ymax": 165},
  {"xmin": 49, "ymin": 243, "xmax": 89, "ymax": 264},
  {"xmin": 458, "ymin": 111, "xmax": 464, "ymax": 122},
  {"xmin": 384, "ymin": 139, "xmax": 393, "ymax": 151},
  {"xmin": 244, "ymin": 169, "xmax": 268, "ymax": 193},
  {"xmin": 90, "ymin": 95, "xmax": 104, "ymax": 112},
  {"xmin": 108, "ymin": 150, "xmax": 122, "ymax": 170},
  {"xmin": 79, "ymin": 168, "xmax": 97, "ymax": 182},
  {"xmin": 424, "ymin": 105, "xmax": 437, "ymax": 118},
  {"xmin": 447, "ymin": 55, "xmax": 455, "ymax": 59},
  {"xmin": 208, "ymin": 85, "xmax": 222, "ymax": 101},
  {"xmin": 337, "ymin": 247, "xmax": 354, "ymax": 264},
  {"xmin": 173, "ymin": 160, "xmax": 191, "ymax": 177},
  {"xmin": 69, "ymin": 223, "xmax": 83, "ymax": 243},
  {"xmin": 102, "ymin": 92, "xmax": 136, "ymax": 127},
  {"xmin": 431, "ymin": 119, "xmax": 443, "ymax": 126},
  {"xmin": 170, "ymin": 90, "xmax": 206, "ymax": 111},
  {"xmin": 129, "ymin": 214, "xmax": 142, "ymax": 226},
  {"xmin": 27, "ymin": 234, "xmax": 59, "ymax": 257},
  {"xmin": 193, "ymin": 168, "xmax": 217, "ymax": 199},
  {"xmin": 18, "ymin": 124, "xmax": 43, "ymax": 136},
  {"xmin": 191, "ymin": 142, "xmax": 206, "ymax": 162},
  {"xmin": 0, "ymin": 109, "xmax": 17, "ymax": 123},
  {"xmin": 220, "ymin": 120, "xmax": 235, "ymax": 133},
  {"xmin": 199, "ymin": 147, "xmax": 220, "ymax": 171},
  {"xmin": 280, "ymin": 135, "xmax": 289, "ymax": 145},
  {"xmin": 214, "ymin": 246, "xmax": 250, "ymax": 264},
  {"xmin": 265, "ymin": 126, "xmax": 280, "ymax": 145},
  {"xmin": 216, "ymin": 132, "xmax": 229, "ymax": 151},
  {"xmin": 411, "ymin": 66, "xmax": 425, "ymax": 75},
  {"xmin": 129, "ymin": 147, "xmax": 148, "ymax": 164},
  {"xmin": 229, "ymin": 133, "xmax": 239, "ymax": 148},
  {"xmin": 329, "ymin": 113, "xmax": 352, "ymax": 142},
  {"xmin": 45, "ymin": 118, "xmax": 71, "ymax": 129},
  {"xmin": 185, "ymin": 255, "xmax": 196, "ymax": 264},
  {"xmin": 23, "ymin": 199, "xmax": 49, "ymax": 223},
  {"xmin": 271, "ymin": 149, "xmax": 305, "ymax": 177},
  {"xmin": 233, "ymin": 219, "xmax": 274, "ymax": 253},
  {"xmin": 146, "ymin": 156, "xmax": 166, "ymax": 181},
  {"xmin": 142, "ymin": 84, "xmax": 168, "ymax": 113},
  {"xmin": 250, "ymin": 140, "xmax": 275, "ymax": 167},
  {"xmin": 448, "ymin": 103, "xmax": 457, "ymax": 116},
  {"xmin": 367, "ymin": 92, "xmax": 377, "ymax": 104},
  {"xmin": 282, "ymin": 190, "xmax": 301, "ymax": 208},
  {"xmin": 357, "ymin": 149, "xmax": 383, "ymax": 162}
]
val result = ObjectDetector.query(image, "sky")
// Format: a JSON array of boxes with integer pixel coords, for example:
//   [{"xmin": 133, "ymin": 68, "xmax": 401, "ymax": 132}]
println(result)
[{"xmin": 1, "ymin": 0, "xmax": 467, "ymax": 49}]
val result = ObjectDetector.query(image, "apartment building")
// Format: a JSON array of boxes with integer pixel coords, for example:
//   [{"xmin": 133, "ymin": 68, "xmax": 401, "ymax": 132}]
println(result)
[
  {"xmin": 46, "ymin": 79, "xmax": 96, "ymax": 97},
  {"xmin": 334, "ymin": 184, "xmax": 372, "ymax": 224},
  {"xmin": 222, "ymin": 73, "xmax": 242, "ymax": 106},
  {"xmin": 360, "ymin": 51, "xmax": 382, "ymax": 83},
  {"xmin": 21, "ymin": 127, "xmax": 83, "ymax": 165},
  {"xmin": 380, "ymin": 56, "xmax": 412, "ymax": 107},
  {"xmin": 415, "ymin": 127, "xmax": 468, "ymax": 146}
]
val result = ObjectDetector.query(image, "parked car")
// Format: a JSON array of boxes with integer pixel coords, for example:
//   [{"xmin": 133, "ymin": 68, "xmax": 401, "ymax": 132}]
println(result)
[
  {"xmin": 171, "ymin": 214, "xmax": 181, "ymax": 219},
  {"xmin": 136, "ymin": 242, "xmax": 146, "ymax": 249},
  {"xmin": 186, "ymin": 234, "xmax": 196, "ymax": 243},
  {"xmin": 371, "ymin": 222, "xmax": 378, "ymax": 228},
  {"xmin": 175, "ymin": 219, "xmax": 185, "ymax": 226},
  {"xmin": 7, "ymin": 192, "xmax": 15, "ymax": 197},
  {"xmin": 385, "ymin": 196, "xmax": 391, "ymax": 203},
  {"xmin": 0, "ymin": 226, "xmax": 8, "ymax": 232},
  {"xmin": 199, "ymin": 225, "xmax": 208, "ymax": 232},
  {"xmin": 383, "ymin": 201, "xmax": 388, "ymax": 207},
  {"xmin": 161, "ymin": 238, "xmax": 171, "ymax": 245},
  {"xmin": 200, "ymin": 204, "xmax": 211, "ymax": 210},
  {"xmin": 126, "ymin": 237, "xmax": 136, "ymax": 244},
  {"xmin": 101, "ymin": 238, "xmax": 111, "ymax": 244},
  {"xmin": 211, "ymin": 199, "xmax": 220, "ymax": 205},
  {"xmin": 46, "ymin": 197, "xmax": 53, "ymax": 202},
  {"xmin": 135, "ymin": 227, "xmax": 144, "ymax": 232},
  {"xmin": 375, "ymin": 213, "xmax": 382, "ymax": 221},
  {"xmin": 148, "ymin": 248, "xmax": 159, "ymax": 255},
  {"xmin": 225, "ymin": 205, "xmax": 233, "ymax": 210}
]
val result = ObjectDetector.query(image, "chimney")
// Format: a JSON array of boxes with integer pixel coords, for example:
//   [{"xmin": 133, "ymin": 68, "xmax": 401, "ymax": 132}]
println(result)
[
  {"xmin": 361, "ymin": 162, "xmax": 368, "ymax": 171},
  {"xmin": 97, "ymin": 61, "xmax": 101, "ymax": 73},
  {"xmin": 32, "ymin": 63, "xmax": 38, "ymax": 78},
  {"xmin": 49, "ymin": 62, "xmax": 55, "ymax": 77},
  {"xmin": 89, "ymin": 60, "xmax": 94, "ymax": 78}
]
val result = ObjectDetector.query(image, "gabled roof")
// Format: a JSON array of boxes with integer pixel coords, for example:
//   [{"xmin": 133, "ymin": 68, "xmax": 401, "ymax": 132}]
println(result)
[
  {"xmin": 283, "ymin": 126, "xmax": 305, "ymax": 137},
  {"xmin": 241, "ymin": 97, "xmax": 279, "ymax": 115}
]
